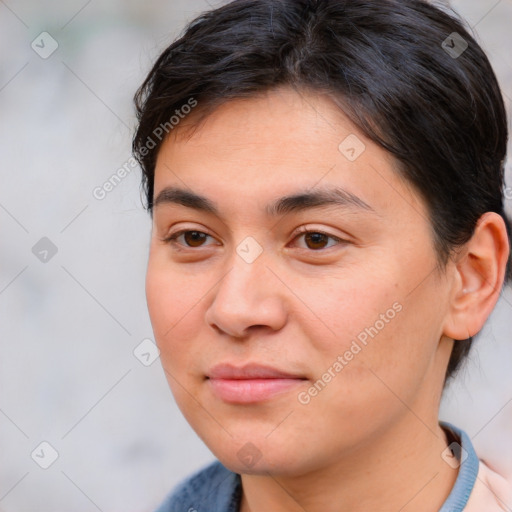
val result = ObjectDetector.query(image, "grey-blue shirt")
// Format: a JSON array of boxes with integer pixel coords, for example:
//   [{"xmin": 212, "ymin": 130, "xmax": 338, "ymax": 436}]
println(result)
[{"xmin": 155, "ymin": 422, "xmax": 479, "ymax": 512}]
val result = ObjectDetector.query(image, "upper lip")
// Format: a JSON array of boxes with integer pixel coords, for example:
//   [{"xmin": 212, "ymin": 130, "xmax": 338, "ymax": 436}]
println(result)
[{"xmin": 207, "ymin": 363, "xmax": 305, "ymax": 380}]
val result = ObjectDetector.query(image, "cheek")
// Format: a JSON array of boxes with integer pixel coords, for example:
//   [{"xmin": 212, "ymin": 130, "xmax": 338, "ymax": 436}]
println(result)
[
  {"xmin": 297, "ymin": 261, "xmax": 443, "ymax": 396},
  {"xmin": 296, "ymin": 269, "xmax": 400, "ymax": 356},
  {"xmin": 145, "ymin": 257, "xmax": 211, "ymax": 421},
  {"xmin": 145, "ymin": 254, "xmax": 205, "ymax": 366}
]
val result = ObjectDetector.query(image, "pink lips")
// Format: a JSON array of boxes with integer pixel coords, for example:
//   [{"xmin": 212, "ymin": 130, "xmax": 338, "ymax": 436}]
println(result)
[{"xmin": 207, "ymin": 363, "xmax": 306, "ymax": 404}]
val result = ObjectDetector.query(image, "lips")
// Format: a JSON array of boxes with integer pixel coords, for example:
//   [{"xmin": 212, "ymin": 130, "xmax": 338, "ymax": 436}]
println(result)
[
  {"xmin": 206, "ymin": 363, "xmax": 307, "ymax": 404},
  {"xmin": 208, "ymin": 362, "xmax": 304, "ymax": 380}
]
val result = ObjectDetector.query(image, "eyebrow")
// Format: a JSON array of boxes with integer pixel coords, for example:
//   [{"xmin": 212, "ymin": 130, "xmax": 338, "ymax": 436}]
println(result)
[{"xmin": 153, "ymin": 186, "xmax": 375, "ymax": 217}]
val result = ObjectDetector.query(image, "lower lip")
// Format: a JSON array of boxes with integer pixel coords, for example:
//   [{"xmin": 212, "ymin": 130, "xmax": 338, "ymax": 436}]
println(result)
[{"xmin": 208, "ymin": 378, "xmax": 305, "ymax": 403}]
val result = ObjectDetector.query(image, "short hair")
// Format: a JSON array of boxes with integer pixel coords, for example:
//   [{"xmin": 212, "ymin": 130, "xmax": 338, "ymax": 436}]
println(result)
[{"xmin": 133, "ymin": 0, "xmax": 511, "ymax": 382}]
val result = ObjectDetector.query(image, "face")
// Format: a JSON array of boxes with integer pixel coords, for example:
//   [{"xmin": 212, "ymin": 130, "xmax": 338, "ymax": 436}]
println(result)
[{"xmin": 146, "ymin": 87, "xmax": 454, "ymax": 476}]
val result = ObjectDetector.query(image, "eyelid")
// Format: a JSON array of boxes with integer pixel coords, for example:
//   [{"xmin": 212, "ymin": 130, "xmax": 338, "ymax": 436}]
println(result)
[
  {"xmin": 162, "ymin": 225, "xmax": 349, "ymax": 250},
  {"xmin": 289, "ymin": 225, "xmax": 347, "ymax": 249},
  {"xmin": 292, "ymin": 225, "xmax": 342, "ymax": 239},
  {"xmin": 161, "ymin": 227, "xmax": 219, "ymax": 247}
]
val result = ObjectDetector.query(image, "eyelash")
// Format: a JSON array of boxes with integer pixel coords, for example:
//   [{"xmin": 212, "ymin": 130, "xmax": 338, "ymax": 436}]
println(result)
[{"xmin": 162, "ymin": 227, "xmax": 346, "ymax": 251}]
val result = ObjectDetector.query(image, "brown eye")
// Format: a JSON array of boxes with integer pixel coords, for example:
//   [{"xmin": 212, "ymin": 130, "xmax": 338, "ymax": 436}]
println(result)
[
  {"xmin": 292, "ymin": 229, "xmax": 346, "ymax": 251},
  {"xmin": 183, "ymin": 231, "xmax": 208, "ymax": 247},
  {"xmin": 304, "ymin": 232, "xmax": 330, "ymax": 250},
  {"xmin": 164, "ymin": 230, "xmax": 216, "ymax": 248}
]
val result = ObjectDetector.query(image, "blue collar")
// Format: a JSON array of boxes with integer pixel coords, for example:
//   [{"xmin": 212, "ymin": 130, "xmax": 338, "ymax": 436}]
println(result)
[
  {"xmin": 438, "ymin": 421, "xmax": 479, "ymax": 511},
  {"xmin": 156, "ymin": 422, "xmax": 479, "ymax": 512}
]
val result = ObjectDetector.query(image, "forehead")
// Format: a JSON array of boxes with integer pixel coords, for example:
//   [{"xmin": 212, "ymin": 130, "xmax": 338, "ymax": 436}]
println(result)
[{"xmin": 153, "ymin": 87, "xmax": 426, "ymax": 222}]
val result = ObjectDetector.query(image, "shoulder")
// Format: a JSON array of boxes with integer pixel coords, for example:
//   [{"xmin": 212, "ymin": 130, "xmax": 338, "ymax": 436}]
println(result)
[
  {"xmin": 154, "ymin": 460, "xmax": 241, "ymax": 512},
  {"xmin": 465, "ymin": 459, "xmax": 512, "ymax": 512}
]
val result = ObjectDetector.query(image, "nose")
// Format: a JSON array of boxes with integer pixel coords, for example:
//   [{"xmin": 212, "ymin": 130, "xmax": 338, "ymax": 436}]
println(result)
[{"xmin": 204, "ymin": 251, "xmax": 288, "ymax": 339}]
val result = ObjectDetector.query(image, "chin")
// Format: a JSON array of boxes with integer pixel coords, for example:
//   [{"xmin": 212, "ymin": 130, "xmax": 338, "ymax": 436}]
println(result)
[
  {"xmin": 206, "ymin": 434, "xmax": 308, "ymax": 477},
  {"xmin": 219, "ymin": 453, "xmax": 291, "ymax": 476}
]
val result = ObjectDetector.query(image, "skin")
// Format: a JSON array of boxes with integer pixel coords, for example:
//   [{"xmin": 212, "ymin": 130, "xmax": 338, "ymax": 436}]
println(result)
[{"xmin": 145, "ymin": 87, "xmax": 509, "ymax": 512}]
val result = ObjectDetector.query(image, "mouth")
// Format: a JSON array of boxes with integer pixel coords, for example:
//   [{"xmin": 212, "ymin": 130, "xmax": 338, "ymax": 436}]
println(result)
[{"xmin": 206, "ymin": 363, "xmax": 307, "ymax": 404}]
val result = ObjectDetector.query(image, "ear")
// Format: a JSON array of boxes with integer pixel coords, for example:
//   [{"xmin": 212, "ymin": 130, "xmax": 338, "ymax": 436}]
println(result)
[{"xmin": 443, "ymin": 212, "xmax": 510, "ymax": 340}]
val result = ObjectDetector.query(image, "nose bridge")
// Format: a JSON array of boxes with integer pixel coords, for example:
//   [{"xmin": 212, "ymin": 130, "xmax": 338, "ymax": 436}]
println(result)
[
  {"xmin": 217, "ymin": 246, "xmax": 270, "ymax": 309},
  {"xmin": 205, "ymin": 242, "xmax": 286, "ymax": 336},
  {"xmin": 219, "ymin": 232, "xmax": 271, "ymax": 296}
]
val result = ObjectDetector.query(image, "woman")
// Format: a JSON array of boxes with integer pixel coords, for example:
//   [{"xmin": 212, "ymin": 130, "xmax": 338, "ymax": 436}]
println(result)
[{"xmin": 132, "ymin": 0, "xmax": 512, "ymax": 510}]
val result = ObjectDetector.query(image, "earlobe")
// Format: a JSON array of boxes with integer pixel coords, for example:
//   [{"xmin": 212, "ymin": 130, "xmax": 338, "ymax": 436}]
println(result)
[{"xmin": 443, "ymin": 212, "xmax": 510, "ymax": 341}]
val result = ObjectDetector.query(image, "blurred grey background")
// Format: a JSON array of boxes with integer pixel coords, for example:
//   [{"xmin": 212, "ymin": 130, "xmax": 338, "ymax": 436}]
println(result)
[{"xmin": 0, "ymin": 1, "xmax": 511, "ymax": 511}]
